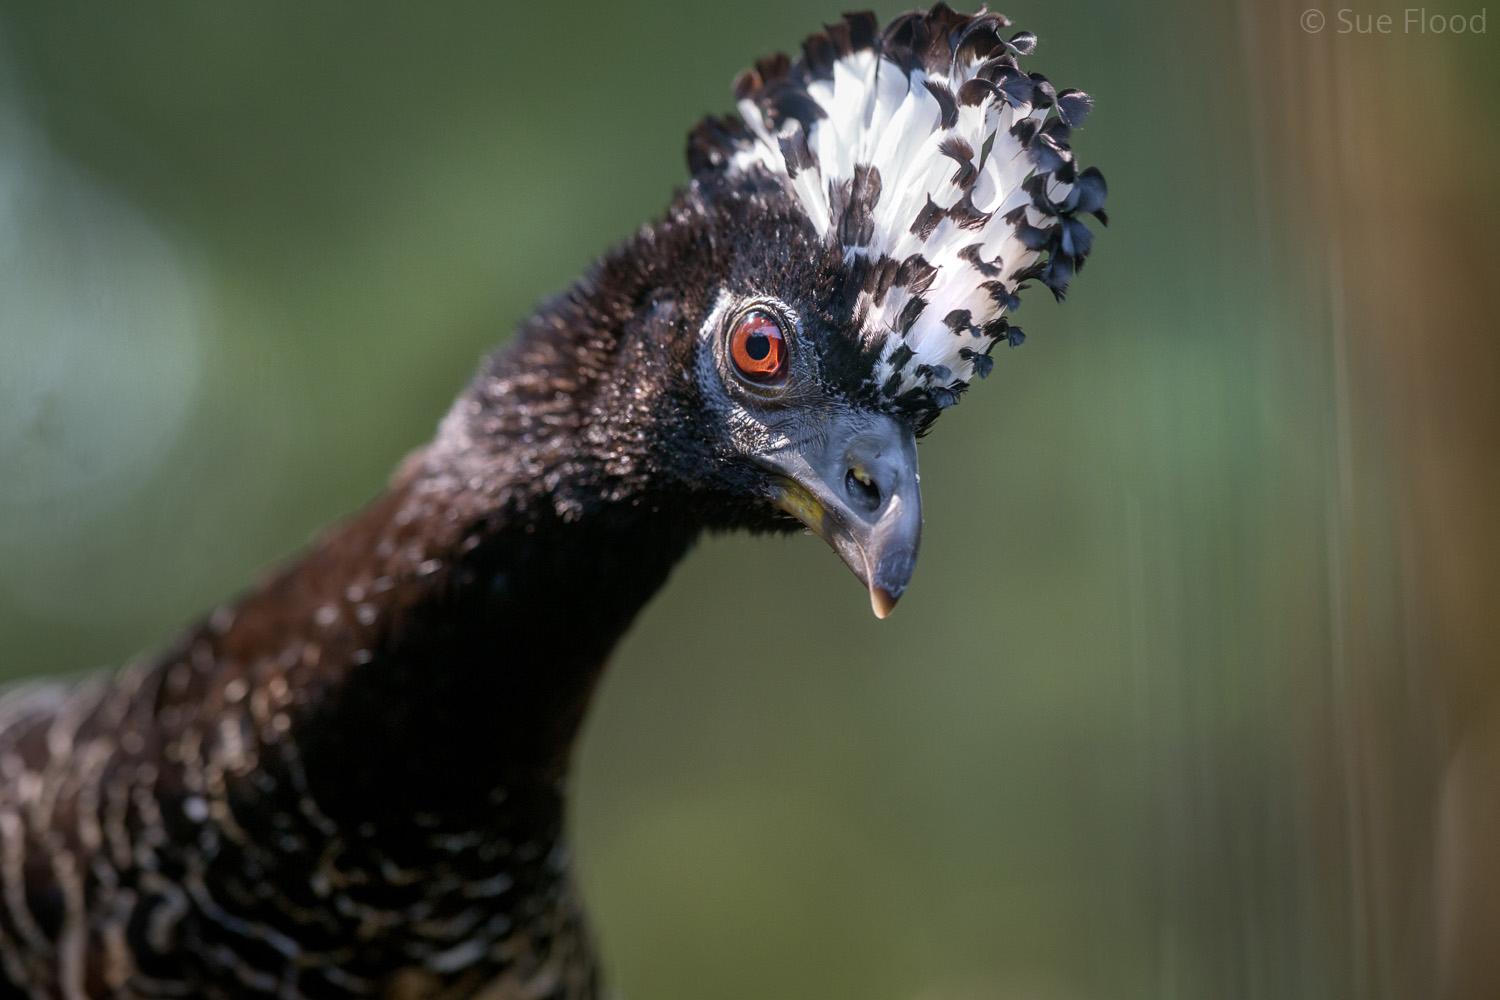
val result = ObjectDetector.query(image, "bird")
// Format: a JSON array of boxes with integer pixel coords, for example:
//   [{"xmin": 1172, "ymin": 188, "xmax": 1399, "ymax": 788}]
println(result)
[{"xmin": 0, "ymin": 6, "xmax": 1105, "ymax": 998}]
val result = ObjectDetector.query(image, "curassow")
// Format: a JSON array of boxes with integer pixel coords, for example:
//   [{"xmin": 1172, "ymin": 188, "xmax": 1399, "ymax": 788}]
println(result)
[{"xmin": 0, "ymin": 6, "xmax": 1105, "ymax": 998}]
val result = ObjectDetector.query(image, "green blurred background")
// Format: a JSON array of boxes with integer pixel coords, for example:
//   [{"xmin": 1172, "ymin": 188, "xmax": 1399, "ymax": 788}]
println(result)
[{"xmin": 1, "ymin": 3, "xmax": 1496, "ymax": 998}]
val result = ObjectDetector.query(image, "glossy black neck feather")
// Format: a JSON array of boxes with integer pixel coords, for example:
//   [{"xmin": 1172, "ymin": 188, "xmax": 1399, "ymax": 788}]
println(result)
[{"xmin": 292, "ymin": 489, "xmax": 698, "ymax": 823}]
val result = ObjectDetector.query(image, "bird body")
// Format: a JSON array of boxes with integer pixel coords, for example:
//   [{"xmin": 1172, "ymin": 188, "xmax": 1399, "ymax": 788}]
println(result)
[{"xmin": 0, "ymin": 7, "xmax": 1105, "ymax": 997}]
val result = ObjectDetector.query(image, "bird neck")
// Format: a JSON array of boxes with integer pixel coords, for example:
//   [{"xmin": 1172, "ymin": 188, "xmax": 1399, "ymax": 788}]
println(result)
[
  {"xmin": 122, "ymin": 289, "xmax": 700, "ymax": 988},
  {"xmin": 233, "ymin": 231, "xmax": 712, "ymax": 830},
  {"xmin": 195, "ymin": 355, "xmax": 700, "ymax": 843},
  {"xmin": 273, "ymin": 477, "xmax": 695, "ymax": 833}
]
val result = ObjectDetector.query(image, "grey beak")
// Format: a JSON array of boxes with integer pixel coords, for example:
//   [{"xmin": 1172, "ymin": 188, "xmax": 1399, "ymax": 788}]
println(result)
[{"xmin": 765, "ymin": 410, "xmax": 922, "ymax": 618}]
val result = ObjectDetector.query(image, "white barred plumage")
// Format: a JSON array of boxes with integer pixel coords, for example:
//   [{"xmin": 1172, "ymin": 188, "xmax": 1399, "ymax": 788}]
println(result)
[{"xmin": 691, "ymin": 6, "xmax": 1106, "ymax": 410}]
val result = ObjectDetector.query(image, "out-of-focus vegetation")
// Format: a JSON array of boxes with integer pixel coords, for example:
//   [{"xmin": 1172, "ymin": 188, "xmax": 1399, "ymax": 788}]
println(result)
[{"xmin": 0, "ymin": 3, "xmax": 1495, "ymax": 998}]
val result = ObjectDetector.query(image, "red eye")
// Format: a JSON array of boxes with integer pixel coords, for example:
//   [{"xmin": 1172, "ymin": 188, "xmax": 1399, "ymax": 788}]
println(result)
[{"xmin": 729, "ymin": 310, "xmax": 788, "ymax": 384}]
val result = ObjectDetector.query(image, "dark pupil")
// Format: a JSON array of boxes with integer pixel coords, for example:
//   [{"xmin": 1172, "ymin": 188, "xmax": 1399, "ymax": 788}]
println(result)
[{"xmin": 745, "ymin": 332, "xmax": 771, "ymax": 362}]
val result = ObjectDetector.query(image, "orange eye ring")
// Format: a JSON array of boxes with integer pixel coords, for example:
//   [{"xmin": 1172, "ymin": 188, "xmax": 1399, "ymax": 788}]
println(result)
[{"xmin": 729, "ymin": 310, "xmax": 788, "ymax": 384}]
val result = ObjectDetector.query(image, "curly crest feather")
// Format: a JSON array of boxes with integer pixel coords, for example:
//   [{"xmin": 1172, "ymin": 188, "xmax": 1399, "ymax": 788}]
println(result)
[{"xmin": 688, "ymin": 5, "xmax": 1107, "ymax": 413}]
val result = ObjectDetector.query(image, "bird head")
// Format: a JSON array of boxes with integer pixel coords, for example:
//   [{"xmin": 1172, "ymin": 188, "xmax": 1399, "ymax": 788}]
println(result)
[
  {"xmin": 462, "ymin": 5, "xmax": 1105, "ymax": 620},
  {"xmin": 647, "ymin": 6, "xmax": 1107, "ymax": 618}
]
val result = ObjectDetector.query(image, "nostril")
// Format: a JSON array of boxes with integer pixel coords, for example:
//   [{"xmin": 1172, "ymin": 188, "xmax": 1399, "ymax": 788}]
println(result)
[{"xmin": 845, "ymin": 466, "xmax": 882, "ymax": 512}]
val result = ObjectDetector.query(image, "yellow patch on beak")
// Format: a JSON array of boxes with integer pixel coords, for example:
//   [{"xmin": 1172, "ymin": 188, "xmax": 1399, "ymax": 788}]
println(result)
[{"xmin": 770, "ymin": 479, "xmax": 827, "ymax": 536}]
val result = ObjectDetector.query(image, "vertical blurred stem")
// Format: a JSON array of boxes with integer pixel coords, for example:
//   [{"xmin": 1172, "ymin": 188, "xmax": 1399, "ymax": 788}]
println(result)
[{"xmin": 1240, "ymin": 1, "xmax": 1500, "ymax": 997}]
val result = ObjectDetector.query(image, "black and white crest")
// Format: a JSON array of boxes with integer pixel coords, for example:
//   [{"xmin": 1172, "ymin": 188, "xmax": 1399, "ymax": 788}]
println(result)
[{"xmin": 689, "ymin": 5, "xmax": 1107, "ymax": 411}]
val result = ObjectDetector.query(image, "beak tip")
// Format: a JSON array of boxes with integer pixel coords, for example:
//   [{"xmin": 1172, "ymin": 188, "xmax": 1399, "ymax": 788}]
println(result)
[{"xmin": 870, "ymin": 586, "xmax": 900, "ymax": 619}]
